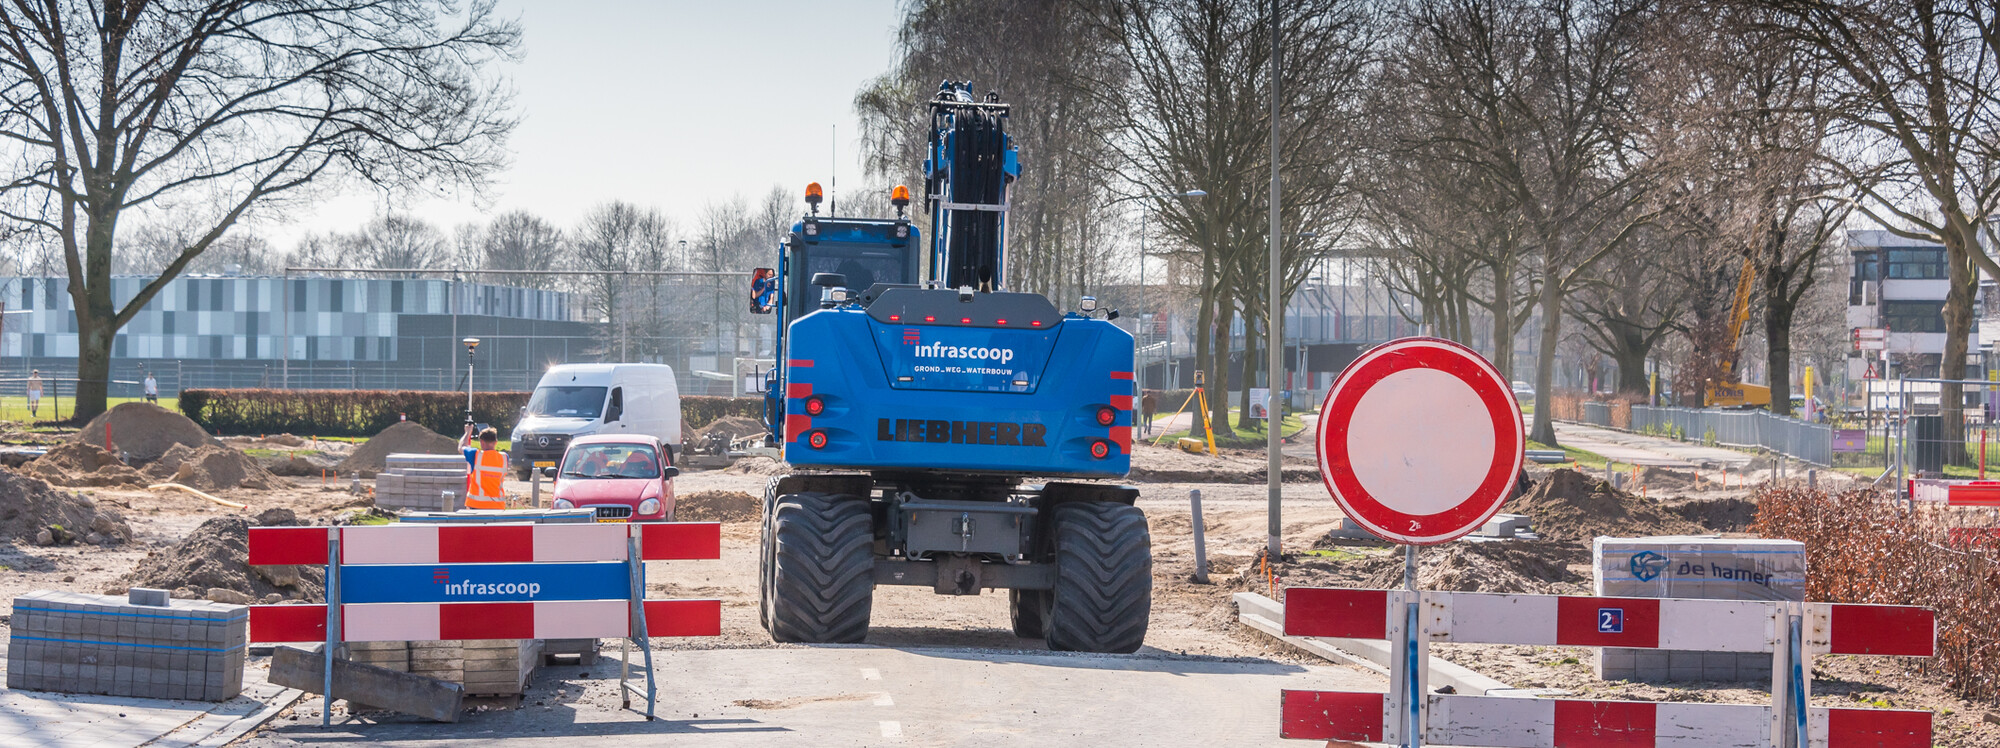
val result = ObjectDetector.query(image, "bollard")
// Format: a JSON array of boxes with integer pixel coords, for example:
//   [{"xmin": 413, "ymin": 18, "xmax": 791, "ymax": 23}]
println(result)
[
  {"xmin": 531, "ymin": 465, "xmax": 542, "ymax": 507},
  {"xmin": 1808, "ymin": 469, "xmax": 1817, "ymax": 490},
  {"xmin": 1189, "ymin": 489, "xmax": 1210, "ymax": 584}
]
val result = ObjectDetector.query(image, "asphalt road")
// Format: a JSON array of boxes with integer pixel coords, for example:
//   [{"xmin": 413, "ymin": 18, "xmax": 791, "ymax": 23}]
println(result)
[{"xmin": 238, "ymin": 646, "xmax": 1380, "ymax": 747}]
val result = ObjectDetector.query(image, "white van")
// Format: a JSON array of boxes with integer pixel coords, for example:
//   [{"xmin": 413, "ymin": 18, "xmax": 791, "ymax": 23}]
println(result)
[{"xmin": 511, "ymin": 364, "xmax": 681, "ymax": 479}]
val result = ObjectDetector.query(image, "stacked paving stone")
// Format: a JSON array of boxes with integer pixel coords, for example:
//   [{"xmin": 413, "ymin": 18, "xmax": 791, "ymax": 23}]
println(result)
[
  {"xmin": 6, "ymin": 589, "xmax": 246, "ymax": 701},
  {"xmin": 373, "ymin": 453, "xmax": 470, "ymax": 511},
  {"xmin": 342, "ymin": 641, "xmax": 410, "ymax": 672},
  {"xmin": 1593, "ymin": 536, "xmax": 1806, "ymax": 682},
  {"xmin": 394, "ymin": 639, "xmax": 541, "ymax": 695}
]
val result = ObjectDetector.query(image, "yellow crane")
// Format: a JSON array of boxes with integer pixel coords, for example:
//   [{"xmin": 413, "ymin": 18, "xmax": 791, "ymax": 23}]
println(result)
[{"xmin": 1705, "ymin": 257, "xmax": 1772, "ymax": 407}]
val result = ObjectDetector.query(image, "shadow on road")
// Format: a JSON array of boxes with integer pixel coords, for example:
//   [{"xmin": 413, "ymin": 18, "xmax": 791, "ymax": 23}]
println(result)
[{"xmin": 257, "ymin": 717, "xmax": 788, "ymax": 742}]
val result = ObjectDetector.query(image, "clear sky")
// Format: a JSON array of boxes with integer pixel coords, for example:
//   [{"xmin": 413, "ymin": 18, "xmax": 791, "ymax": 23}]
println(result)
[{"xmin": 272, "ymin": 0, "xmax": 904, "ymax": 248}]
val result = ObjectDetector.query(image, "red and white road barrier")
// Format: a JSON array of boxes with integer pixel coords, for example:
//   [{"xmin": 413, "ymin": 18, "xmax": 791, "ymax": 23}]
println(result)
[
  {"xmin": 1283, "ymin": 588, "xmax": 1934, "ymax": 656},
  {"xmin": 1280, "ymin": 691, "xmax": 1933, "ymax": 747},
  {"xmin": 249, "ymin": 599, "xmax": 722, "ymax": 642},
  {"xmin": 1280, "ymin": 587, "xmax": 1936, "ymax": 746},
  {"xmin": 1908, "ymin": 477, "xmax": 2000, "ymax": 506},
  {"xmin": 247, "ymin": 521, "xmax": 720, "ymax": 565}
]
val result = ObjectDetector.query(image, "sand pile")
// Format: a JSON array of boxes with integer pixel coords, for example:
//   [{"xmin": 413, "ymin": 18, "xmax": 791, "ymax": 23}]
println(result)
[
  {"xmin": 0, "ymin": 467, "xmax": 132, "ymax": 546},
  {"xmin": 143, "ymin": 443, "xmax": 277, "ymax": 491},
  {"xmin": 1637, "ymin": 465, "xmax": 1701, "ymax": 491},
  {"xmin": 725, "ymin": 456, "xmax": 789, "ymax": 475},
  {"xmin": 337, "ymin": 422, "xmax": 459, "ymax": 476},
  {"xmin": 22, "ymin": 442, "xmax": 149, "ymax": 487},
  {"xmin": 1360, "ymin": 541, "xmax": 1590, "ymax": 594},
  {"xmin": 125, "ymin": 515, "xmax": 324, "ymax": 603},
  {"xmin": 77, "ymin": 402, "xmax": 220, "ymax": 463},
  {"xmin": 1506, "ymin": 468, "xmax": 1703, "ymax": 542},
  {"xmin": 675, "ymin": 490, "xmax": 758, "ymax": 522}
]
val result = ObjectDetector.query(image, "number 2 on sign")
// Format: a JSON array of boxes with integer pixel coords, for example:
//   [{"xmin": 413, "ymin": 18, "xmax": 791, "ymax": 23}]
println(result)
[{"xmin": 1408, "ymin": 520, "xmax": 1421, "ymax": 532}]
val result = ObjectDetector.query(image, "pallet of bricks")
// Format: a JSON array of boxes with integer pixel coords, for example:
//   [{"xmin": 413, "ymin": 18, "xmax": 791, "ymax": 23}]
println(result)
[
  {"xmin": 7, "ymin": 589, "xmax": 246, "ymax": 701},
  {"xmin": 373, "ymin": 453, "xmax": 468, "ymax": 512},
  {"xmin": 346, "ymin": 638, "xmax": 544, "ymax": 696}
]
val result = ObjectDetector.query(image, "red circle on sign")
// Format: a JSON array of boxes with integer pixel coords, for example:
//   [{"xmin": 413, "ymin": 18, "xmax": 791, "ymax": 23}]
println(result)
[{"xmin": 1316, "ymin": 337, "xmax": 1522, "ymax": 544}]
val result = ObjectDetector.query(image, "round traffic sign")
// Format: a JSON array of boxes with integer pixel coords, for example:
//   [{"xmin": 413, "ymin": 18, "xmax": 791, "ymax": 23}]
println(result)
[{"xmin": 1316, "ymin": 337, "xmax": 1523, "ymax": 544}]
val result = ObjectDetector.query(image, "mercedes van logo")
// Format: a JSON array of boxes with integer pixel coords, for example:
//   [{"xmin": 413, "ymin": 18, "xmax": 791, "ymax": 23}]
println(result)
[{"xmin": 537, "ymin": 436, "xmax": 549, "ymax": 447}]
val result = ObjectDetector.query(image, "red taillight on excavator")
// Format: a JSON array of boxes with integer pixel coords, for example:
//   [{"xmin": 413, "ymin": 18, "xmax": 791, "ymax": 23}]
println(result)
[
  {"xmin": 1095, "ymin": 407, "xmax": 1117, "ymax": 426},
  {"xmin": 1090, "ymin": 440, "xmax": 1111, "ymax": 459},
  {"xmin": 808, "ymin": 430, "xmax": 829, "ymax": 449},
  {"xmin": 804, "ymin": 396, "xmax": 826, "ymax": 416},
  {"xmin": 924, "ymin": 316, "xmax": 936, "ymax": 322},
  {"xmin": 889, "ymin": 315, "xmax": 901, "ymax": 321}
]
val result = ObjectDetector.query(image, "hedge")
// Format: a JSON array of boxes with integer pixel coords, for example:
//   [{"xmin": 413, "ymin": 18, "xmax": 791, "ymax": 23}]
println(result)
[
  {"xmin": 179, "ymin": 389, "xmax": 768, "ymax": 438},
  {"xmin": 180, "ymin": 389, "xmax": 531, "ymax": 438}
]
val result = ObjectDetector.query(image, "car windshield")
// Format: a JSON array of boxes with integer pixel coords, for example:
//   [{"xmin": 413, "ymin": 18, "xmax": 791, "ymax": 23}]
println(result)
[
  {"xmin": 561, "ymin": 443, "xmax": 661, "ymax": 479},
  {"xmin": 526, "ymin": 386, "xmax": 607, "ymax": 418}
]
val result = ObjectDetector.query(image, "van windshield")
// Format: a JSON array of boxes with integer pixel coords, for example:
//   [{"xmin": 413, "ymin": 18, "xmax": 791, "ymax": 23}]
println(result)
[{"xmin": 526, "ymin": 386, "xmax": 607, "ymax": 419}]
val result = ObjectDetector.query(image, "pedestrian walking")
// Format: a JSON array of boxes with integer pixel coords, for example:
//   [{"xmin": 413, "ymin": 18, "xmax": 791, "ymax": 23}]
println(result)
[
  {"xmin": 26, "ymin": 369, "xmax": 42, "ymax": 418},
  {"xmin": 143, "ymin": 372, "xmax": 159, "ymax": 403}
]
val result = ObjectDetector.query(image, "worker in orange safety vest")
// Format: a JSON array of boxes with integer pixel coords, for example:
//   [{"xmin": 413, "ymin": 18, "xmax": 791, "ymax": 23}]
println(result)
[{"xmin": 460, "ymin": 424, "xmax": 509, "ymax": 510}]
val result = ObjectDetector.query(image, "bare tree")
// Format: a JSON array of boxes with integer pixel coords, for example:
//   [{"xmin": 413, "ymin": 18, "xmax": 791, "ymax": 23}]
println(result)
[
  {"xmin": 1757, "ymin": 1, "xmax": 2000, "ymax": 438},
  {"xmin": 479, "ymin": 211, "xmax": 567, "ymax": 290},
  {"xmin": 572, "ymin": 202, "xmax": 669, "ymax": 359},
  {"xmin": 1390, "ymin": 0, "xmax": 1658, "ymax": 446},
  {"xmin": 0, "ymin": 0, "xmax": 518, "ymax": 418}
]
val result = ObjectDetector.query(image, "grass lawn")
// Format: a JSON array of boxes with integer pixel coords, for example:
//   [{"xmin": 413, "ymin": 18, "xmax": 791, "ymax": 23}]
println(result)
[
  {"xmin": 1151, "ymin": 410, "xmax": 1309, "ymax": 450},
  {"xmin": 0, "ymin": 395, "xmax": 177, "ymax": 426},
  {"xmin": 1525, "ymin": 439, "xmax": 1622, "ymax": 472}
]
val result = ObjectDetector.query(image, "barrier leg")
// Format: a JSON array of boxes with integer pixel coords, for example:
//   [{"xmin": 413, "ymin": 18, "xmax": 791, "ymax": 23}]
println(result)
[
  {"xmin": 623, "ymin": 529, "xmax": 657, "ymax": 720},
  {"xmin": 322, "ymin": 531, "xmax": 340, "ymax": 727}
]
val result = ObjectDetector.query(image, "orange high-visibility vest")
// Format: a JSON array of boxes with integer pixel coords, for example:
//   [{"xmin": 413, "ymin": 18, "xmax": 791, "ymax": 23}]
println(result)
[{"xmin": 465, "ymin": 449, "xmax": 508, "ymax": 509}]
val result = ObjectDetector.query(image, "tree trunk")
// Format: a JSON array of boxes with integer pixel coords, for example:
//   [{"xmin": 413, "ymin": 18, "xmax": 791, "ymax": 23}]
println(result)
[
  {"xmin": 1765, "ymin": 283, "xmax": 1796, "ymax": 418},
  {"xmin": 1239, "ymin": 313, "xmax": 1260, "ymax": 431},
  {"xmin": 1210, "ymin": 301, "xmax": 1236, "ymax": 438},
  {"xmin": 1940, "ymin": 226, "xmax": 1979, "ymax": 466},
  {"xmin": 71, "ymin": 213, "xmax": 119, "ymax": 422},
  {"xmin": 1491, "ymin": 263, "xmax": 1515, "ymax": 380},
  {"xmin": 1529, "ymin": 276, "xmax": 1563, "ymax": 446},
  {"xmin": 1193, "ymin": 254, "xmax": 1217, "ymax": 439}
]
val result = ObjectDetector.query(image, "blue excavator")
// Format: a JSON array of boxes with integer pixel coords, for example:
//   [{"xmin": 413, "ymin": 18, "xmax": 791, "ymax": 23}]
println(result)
[{"xmin": 751, "ymin": 82, "xmax": 1150, "ymax": 653}]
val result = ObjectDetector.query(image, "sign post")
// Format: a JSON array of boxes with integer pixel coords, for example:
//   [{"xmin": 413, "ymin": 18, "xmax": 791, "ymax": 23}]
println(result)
[{"xmin": 1312, "ymin": 337, "xmax": 1523, "ymax": 747}]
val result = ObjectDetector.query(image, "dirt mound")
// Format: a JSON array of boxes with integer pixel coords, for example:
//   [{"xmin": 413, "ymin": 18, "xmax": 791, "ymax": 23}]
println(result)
[
  {"xmin": 1360, "ymin": 540, "xmax": 1591, "ymax": 594},
  {"xmin": 724, "ymin": 456, "xmax": 789, "ymax": 476},
  {"xmin": 1638, "ymin": 465, "xmax": 1701, "ymax": 491},
  {"xmin": 337, "ymin": 422, "xmax": 459, "ymax": 476},
  {"xmin": 1668, "ymin": 497, "xmax": 1760, "ymax": 533},
  {"xmin": 696, "ymin": 416, "xmax": 765, "ymax": 444},
  {"xmin": 261, "ymin": 454, "xmax": 327, "ymax": 477},
  {"xmin": 143, "ymin": 443, "xmax": 277, "ymax": 490},
  {"xmin": 77, "ymin": 402, "xmax": 219, "ymax": 464},
  {"xmin": 22, "ymin": 442, "xmax": 149, "ymax": 487},
  {"xmin": 125, "ymin": 516, "xmax": 324, "ymax": 602},
  {"xmin": 0, "ymin": 467, "xmax": 132, "ymax": 546},
  {"xmin": 1506, "ymin": 468, "xmax": 1703, "ymax": 542},
  {"xmin": 675, "ymin": 490, "xmax": 758, "ymax": 522}
]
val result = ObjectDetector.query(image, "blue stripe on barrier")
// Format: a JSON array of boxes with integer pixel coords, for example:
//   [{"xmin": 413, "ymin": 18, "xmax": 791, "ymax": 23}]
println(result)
[
  {"xmin": 12, "ymin": 605, "xmax": 249, "ymax": 622},
  {"xmin": 13, "ymin": 635, "xmax": 245, "ymax": 654},
  {"xmin": 339, "ymin": 562, "xmax": 632, "ymax": 604}
]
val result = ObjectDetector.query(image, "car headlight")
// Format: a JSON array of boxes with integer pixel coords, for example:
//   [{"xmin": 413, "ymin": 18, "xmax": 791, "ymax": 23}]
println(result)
[
  {"xmin": 638, "ymin": 498, "xmax": 661, "ymax": 516},
  {"xmin": 553, "ymin": 499, "xmax": 574, "ymax": 509}
]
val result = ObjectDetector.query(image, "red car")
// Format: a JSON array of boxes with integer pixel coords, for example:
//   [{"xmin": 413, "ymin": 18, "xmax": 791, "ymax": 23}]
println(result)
[{"xmin": 547, "ymin": 434, "xmax": 679, "ymax": 522}]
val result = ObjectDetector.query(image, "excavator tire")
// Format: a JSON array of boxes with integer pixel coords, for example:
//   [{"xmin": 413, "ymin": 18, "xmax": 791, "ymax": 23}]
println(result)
[
  {"xmin": 1045, "ymin": 502, "xmax": 1152, "ymax": 653},
  {"xmin": 1009, "ymin": 589, "xmax": 1050, "ymax": 639},
  {"xmin": 767, "ymin": 492, "xmax": 874, "ymax": 643}
]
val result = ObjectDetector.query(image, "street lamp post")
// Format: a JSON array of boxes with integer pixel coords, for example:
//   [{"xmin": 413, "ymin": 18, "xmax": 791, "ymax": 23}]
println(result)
[
  {"xmin": 462, "ymin": 337, "xmax": 480, "ymax": 425},
  {"xmin": 1107, "ymin": 189, "xmax": 1206, "ymax": 398}
]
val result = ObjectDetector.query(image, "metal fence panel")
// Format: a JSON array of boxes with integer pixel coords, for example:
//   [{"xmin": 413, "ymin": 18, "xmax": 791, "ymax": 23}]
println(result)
[{"xmin": 1627, "ymin": 405, "xmax": 1833, "ymax": 466}]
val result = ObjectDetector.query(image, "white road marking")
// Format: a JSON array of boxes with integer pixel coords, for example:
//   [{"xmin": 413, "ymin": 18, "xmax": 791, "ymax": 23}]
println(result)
[
  {"xmin": 874, "ymin": 692, "xmax": 894, "ymax": 706},
  {"xmin": 860, "ymin": 667, "xmax": 881, "ymax": 680},
  {"xmin": 880, "ymin": 720, "xmax": 902, "ymax": 738}
]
